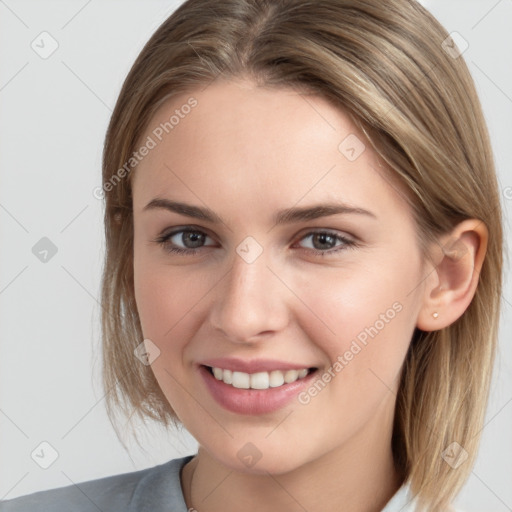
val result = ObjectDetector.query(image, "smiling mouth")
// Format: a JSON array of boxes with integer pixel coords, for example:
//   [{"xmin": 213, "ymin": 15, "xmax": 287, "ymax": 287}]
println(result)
[{"xmin": 203, "ymin": 365, "xmax": 318, "ymax": 390}]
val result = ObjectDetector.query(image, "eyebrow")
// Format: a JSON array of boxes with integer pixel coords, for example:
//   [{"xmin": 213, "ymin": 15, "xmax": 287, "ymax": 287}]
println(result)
[{"xmin": 143, "ymin": 198, "xmax": 377, "ymax": 225}]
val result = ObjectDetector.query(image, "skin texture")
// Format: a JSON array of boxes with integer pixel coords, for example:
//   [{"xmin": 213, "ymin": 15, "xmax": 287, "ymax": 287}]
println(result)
[{"xmin": 131, "ymin": 79, "xmax": 488, "ymax": 512}]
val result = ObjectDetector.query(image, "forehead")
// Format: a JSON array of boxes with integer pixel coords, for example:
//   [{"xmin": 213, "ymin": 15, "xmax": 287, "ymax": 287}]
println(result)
[{"xmin": 131, "ymin": 79, "xmax": 410, "ymax": 223}]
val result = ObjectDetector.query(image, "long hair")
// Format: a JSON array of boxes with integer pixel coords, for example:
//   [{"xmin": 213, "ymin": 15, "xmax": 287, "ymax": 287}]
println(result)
[{"xmin": 100, "ymin": 1, "xmax": 504, "ymax": 509}]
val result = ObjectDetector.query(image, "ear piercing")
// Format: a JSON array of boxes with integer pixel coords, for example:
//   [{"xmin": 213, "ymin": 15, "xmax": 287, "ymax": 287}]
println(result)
[{"xmin": 432, "ymin": 312, "xmax": 439, "ymax": 318}]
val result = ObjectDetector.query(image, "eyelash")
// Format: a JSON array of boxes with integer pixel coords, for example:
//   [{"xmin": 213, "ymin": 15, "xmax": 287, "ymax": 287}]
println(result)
[{"xmin": 153, "ymin": 227, "xmax": 357, "ymax": 257}]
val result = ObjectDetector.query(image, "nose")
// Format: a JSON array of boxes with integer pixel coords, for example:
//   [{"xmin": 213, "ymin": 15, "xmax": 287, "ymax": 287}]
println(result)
[{"xmin": 209, "ymin": 246, "xmax": 290, "ymax": 344}]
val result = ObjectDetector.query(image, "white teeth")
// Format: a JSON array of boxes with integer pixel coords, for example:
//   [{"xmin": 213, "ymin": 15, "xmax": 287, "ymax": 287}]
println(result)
[
  {"xmin": 232, "ymin": 371, "xmax": 250, "ymax": 389},
  {"xmin": 269, "ymin": 370, "xmax": 284, "ymax": 387},
  {"xmin": 250, "ymin": 372, "xmax": 269, "ymax": 390},
  {"xmin": 223, "ymin": 369, "xmax": 233, "ymax": 384},
  {"xmin": 210, "ymin": 366, "xmax": 311, "ymax": 390},
  {"xmin": 284, "ymin": 369, "xmax": 298, "ymax": 383}
]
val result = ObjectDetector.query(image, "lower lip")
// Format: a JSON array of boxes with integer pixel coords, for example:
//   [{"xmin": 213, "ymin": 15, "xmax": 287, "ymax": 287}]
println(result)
[{"xmin": 199, "ymin": 365, "xmax": 317, "ymax": 415}]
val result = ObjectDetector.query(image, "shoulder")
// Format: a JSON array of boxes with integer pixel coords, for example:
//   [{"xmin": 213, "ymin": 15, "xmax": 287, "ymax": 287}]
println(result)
[{"xmin": 0, "ymin": 455, "xmax": 194, "ymax": 512}]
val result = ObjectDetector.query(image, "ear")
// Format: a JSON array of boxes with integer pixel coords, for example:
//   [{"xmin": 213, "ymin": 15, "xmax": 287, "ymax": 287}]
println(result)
[{"xmin": 416, "ymin": 219, "xmax": 488, "ymax": 332}]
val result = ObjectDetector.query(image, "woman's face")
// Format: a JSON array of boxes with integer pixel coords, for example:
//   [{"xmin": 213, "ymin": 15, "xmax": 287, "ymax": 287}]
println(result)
[{"xmin": 132, "ymin": 79, "xmax": 428, "ymax": 474}]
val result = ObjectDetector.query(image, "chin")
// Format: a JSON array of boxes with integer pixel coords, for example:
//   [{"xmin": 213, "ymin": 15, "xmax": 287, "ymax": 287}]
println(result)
[{"xmin": 203, "ymin": 442, "xmax": 314, "ymax": 476}]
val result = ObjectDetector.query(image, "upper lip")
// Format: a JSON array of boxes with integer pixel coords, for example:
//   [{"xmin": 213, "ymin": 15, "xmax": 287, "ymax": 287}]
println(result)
[{"xmin": 200, "ymin": 357, "xmax": 317, "ymax": 374}]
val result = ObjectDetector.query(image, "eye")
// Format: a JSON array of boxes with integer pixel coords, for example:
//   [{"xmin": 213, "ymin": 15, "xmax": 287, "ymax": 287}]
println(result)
[
  {"xmin": 294, "ymin": 230, "xmax": 357, "ymax": 256},
  {"xmin": 154, "ymin": 227, "xmax": 216, "ymax": 255},
  {"xmin": 154, "ymin": 227, "xmax": 357, "ymax": 257}
]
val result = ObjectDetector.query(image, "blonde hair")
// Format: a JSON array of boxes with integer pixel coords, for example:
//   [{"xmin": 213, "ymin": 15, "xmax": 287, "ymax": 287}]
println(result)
[{"xmin": 100, "ymin": 0, "xmax": 504, "ymax": 509}]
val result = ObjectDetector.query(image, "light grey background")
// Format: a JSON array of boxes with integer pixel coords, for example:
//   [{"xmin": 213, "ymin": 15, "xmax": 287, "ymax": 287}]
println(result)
[{"xmin": 0, "ymin": 1, "xmax": 510, "ymax": 510}]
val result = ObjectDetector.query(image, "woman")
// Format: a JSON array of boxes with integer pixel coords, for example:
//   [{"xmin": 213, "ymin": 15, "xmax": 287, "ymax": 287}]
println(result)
[{"xmin": 1, "ymin": 0, "xmax": 503, "ymax": 511}]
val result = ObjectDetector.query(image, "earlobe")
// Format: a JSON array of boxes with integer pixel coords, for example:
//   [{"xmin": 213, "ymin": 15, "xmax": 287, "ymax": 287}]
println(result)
[{"xmin": 416, "ymin": 219, "xmax": 488, "ymax": 332}]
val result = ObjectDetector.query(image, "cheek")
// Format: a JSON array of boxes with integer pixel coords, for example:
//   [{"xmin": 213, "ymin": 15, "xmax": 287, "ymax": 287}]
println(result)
[
  {"xmin": 295, "ymin": 257, "xmax": 418, "ymax": 380},
  {"xmin": 290, "ymin": 276, "xmax": 414, "ymax": 433},
  {"xmin": 133, "ymin": 255, "xmax": 199, "ymax": 344},
  {"xmin": 133, "ymin": 259, "xmax": 206, "ymax": 417}
]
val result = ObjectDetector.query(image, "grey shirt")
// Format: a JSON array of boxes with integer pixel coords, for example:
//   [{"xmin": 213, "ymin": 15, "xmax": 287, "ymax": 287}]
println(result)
[
  {"xmin": 0, "ymin": 455, "xmax": 459, "ymax": 511},
  {"xmin": 0, "ymin": 456, "xmax": 194, "ymax": 512}
]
